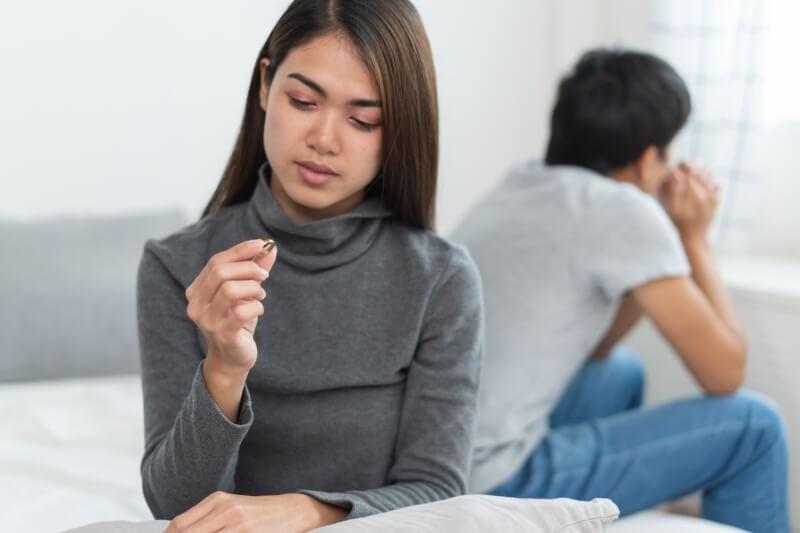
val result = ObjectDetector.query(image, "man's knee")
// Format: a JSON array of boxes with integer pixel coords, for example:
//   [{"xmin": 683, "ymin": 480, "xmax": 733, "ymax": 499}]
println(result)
[{"xmin": 722, "ymin": 390, "xmax": 787, "ymax": 453}]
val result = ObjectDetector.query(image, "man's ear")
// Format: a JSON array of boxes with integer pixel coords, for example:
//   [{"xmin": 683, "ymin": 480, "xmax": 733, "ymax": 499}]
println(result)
[
  {"xmin": 634, "ymin": 145, "xmax": 660, "ymax": 183},
  {"xmin": 259, "ymin": 58, "xmax": 272, "ymax": 112}
]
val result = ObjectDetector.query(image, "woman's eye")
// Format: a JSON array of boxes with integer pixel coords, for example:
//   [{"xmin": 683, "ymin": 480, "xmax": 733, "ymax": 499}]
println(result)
[
  {"xmin": 351, "ymin": 117, "xmax": 379, "ymax": 132},
  {"xmin": 288, "ymin": 96, "xmax": 314, "ymax": 110}
]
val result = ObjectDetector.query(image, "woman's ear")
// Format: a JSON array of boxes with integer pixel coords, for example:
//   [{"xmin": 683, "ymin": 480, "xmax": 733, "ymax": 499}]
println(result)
[{"xmin": 259, "ymin": 58, "xmax": 272, "ymax": 112}]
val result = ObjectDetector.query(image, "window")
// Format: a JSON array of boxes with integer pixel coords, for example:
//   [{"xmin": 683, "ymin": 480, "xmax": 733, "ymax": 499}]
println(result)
[{"xmin": 643, "ymin": 0, "xmax": 799, "ymax": 258}]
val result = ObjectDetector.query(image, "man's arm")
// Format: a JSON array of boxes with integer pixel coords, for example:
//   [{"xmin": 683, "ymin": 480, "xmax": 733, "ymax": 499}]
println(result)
[
  {"xmin": 590, "ymin": 293, "xmax": 643, "ymax": 360},
  {"xmin": 632, "ymin": 274, "xmax": 745, "ymax": 394},
  {"xmin": 634, "ymin": 162, "xmax": 746, "ymax": 394},
  {"xmin": 681, "ymin": 231, "xmax": 745, "ymax": 344}
]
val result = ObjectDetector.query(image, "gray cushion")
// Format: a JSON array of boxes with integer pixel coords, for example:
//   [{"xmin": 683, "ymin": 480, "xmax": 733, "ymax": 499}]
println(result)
[{"xmin": 0, "ymin": 210, "xmax": 187, "ymax": 382}]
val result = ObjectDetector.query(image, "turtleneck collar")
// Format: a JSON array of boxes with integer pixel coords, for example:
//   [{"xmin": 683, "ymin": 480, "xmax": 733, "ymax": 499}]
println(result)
[{"xmin": 241, "ymin": 162, "xmax": 393, "ymax": 272}]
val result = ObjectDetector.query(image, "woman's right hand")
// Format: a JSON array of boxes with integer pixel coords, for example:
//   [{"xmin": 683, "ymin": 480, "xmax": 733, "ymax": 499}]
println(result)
[{"xmin": 185, "ymin": 239, "xmax": 278, "ymax": 377}]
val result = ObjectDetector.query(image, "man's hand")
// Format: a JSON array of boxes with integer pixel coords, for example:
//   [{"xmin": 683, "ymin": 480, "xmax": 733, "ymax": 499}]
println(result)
[
  {"xmin": 659, "ymin": 160, "xmax": 720, "ymax": 238},
  {"xmin": 165, "ymin": 492, "xmax": 349, "ymax": 533}
]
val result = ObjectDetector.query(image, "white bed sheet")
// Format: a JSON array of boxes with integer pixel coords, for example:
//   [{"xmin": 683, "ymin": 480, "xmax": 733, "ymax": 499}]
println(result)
[
  {"xmin": 0, "ymin": 375, "xmax": 151, "ymax": 532},
  {"xmin": 0, "ymin": 375, "xmax": 742, "ymax": 533}
]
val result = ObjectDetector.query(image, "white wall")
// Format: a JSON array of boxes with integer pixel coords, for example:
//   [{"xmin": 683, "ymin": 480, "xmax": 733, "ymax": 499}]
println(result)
[
  {"xmin": 0, "ymin": 0, "xmax": 561, "ymax": 234},
  {"xmin": 0, "ymin": 1, "xmax": 662, "ymax": 235},
  {"xmin": 420, "ymin": 0, "xmax": 555, "ymax": 233},
  {"xmin": 1, "ymin": 2, "xmax": 295, "ymax": 220},
  {"xmin": 4, "ymin": 1, "xmax": 796, "ymax": 258}
]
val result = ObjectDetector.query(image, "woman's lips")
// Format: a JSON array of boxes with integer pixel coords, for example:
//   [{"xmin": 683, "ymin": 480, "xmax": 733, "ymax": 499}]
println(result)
[{"xmin": 296, "ymin": 161, "xmax": 337, "ymax": 186}]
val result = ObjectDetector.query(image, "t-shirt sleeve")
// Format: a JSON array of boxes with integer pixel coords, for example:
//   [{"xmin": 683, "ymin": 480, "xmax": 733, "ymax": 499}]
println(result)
[{"xmin": 579, "ymin": 185, "xmax": 691, "ymax": 300}]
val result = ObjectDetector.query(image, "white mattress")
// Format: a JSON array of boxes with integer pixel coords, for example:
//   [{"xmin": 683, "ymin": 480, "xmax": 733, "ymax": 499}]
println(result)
[
  {"xmin": 0, "ymin": 375, "xmax": 744, "ymax": 533},
  {"xmin": 0, "ymin": 375, "xmax": 152, "ymax": 532}
]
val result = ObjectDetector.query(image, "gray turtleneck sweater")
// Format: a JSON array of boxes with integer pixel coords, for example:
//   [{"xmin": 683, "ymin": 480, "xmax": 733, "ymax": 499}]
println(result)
[{"xmin": 136, "ymin": 164, "xmax": 484, "ymax": 520}]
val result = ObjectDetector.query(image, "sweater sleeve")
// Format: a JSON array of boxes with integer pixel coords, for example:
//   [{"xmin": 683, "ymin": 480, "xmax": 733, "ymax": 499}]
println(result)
[
  {"xmin": 300, "ymin": 245, "xmax": 485, "ymax": 519},
  {"xmin": 137, "ymin": 242, "xmax": 255, "ymax": 519}
]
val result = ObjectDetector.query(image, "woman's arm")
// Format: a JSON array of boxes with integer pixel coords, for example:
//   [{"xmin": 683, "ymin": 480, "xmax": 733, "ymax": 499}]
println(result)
[
  {"xmin": 137, "ymin": 243, "xmax": 257, "ymax": 519},
  {"xmin": 164, "ymin": 492, "xmax": 347, "ymax": 532}
]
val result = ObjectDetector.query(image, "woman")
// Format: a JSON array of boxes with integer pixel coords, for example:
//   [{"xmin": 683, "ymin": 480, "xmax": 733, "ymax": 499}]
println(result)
[{"xmin": 136, "ymin": 1, "xmax": 484, "ymax": 531}]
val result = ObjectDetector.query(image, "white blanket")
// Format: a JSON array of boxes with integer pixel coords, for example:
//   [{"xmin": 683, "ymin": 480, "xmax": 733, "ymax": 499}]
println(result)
[
  {"xmin": 0, "ymin": 375, "xmax": 743, "ymax": 533},
  {"xmin": 0, "ymin": 375, "xmax": 151, "ymax": 532}
]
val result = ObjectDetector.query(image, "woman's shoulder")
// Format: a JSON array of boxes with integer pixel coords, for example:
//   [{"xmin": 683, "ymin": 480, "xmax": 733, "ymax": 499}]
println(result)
[
  {"xmin": 385, "ymin": 222, "xmax": 481, "ymax": 292},
  {"xmin": 141, "ymin": 205, "xmax": 246, "ymax": 287}
]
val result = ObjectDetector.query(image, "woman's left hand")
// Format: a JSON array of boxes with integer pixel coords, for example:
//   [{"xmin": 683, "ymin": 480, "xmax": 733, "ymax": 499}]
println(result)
[{"xmin": 164, "ymin": 492, "xmax": 348, "ymax": 533}]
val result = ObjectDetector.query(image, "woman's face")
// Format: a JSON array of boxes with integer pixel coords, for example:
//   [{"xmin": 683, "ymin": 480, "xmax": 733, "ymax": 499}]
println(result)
[{"xmin": 259, "ymin": 34, "xmax": 384, "ymax": 223}]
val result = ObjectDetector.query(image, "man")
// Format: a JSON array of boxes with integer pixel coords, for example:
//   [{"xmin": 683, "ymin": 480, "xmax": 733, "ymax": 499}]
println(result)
[{"xmin": 451, "ymin": 49, "xmax": 788, "ymax": 532}]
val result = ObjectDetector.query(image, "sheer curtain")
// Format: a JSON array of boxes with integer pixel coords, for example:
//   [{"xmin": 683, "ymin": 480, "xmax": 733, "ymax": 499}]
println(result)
[{"xmin": 648, "ymin": 0, "xmax": 800, "ymax": 258}]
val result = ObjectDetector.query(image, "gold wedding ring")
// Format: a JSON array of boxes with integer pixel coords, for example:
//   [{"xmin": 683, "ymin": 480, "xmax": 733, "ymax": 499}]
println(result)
[{"xmin": 257, "ymin": 238, "xmax": 276, "ymax": 257}]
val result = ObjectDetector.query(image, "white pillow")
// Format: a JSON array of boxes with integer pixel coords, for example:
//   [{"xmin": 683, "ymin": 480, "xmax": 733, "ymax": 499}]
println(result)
[
  {"xmin": 63, "ymin": 521, "xmax": 168, "ymax": 533},
  {"xmin": 313, "ymin": 495, "xmax": 619, "ymax": 533},
  {"xmin": 64, "ymin": 496, "xmax": 619, "ymax": 533}
]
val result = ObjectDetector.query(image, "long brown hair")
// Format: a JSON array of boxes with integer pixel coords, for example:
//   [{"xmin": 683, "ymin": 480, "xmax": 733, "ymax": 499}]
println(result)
[{"xmin": 202, "ymin": 0, "xmax": 439, "ymax": 230}]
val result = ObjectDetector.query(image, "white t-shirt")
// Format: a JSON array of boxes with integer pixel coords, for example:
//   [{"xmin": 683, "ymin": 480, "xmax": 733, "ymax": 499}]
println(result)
[{"xmin": 450, "ymin": 160, "xmax": 690, "ymax": 493}]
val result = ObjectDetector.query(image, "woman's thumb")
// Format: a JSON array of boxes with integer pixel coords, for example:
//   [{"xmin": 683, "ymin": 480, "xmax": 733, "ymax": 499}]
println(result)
[{"xmin": 253, "ymin": 240, "xmax": 278, "ymax": 273}]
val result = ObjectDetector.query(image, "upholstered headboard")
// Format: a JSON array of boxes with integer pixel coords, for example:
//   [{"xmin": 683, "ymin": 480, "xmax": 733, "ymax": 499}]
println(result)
[{"xmin": 0, "ymin": 210, "xmax": 187, "ymax": 382}]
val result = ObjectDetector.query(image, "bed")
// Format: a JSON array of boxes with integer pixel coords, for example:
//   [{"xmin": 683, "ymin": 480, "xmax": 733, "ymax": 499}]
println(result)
[
  {"xmin": 0, "ymin": 373, "xmax": 747, "ymax": 533},
  {"xmin": 0, "ymin": 212, "xmax": 749, "ymax": 532}
]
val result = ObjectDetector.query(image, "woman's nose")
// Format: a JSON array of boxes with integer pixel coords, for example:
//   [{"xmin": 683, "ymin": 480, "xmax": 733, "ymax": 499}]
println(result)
[{"xmin": 307, "ymin": 112, "xmax": 341, "ymax": 155}]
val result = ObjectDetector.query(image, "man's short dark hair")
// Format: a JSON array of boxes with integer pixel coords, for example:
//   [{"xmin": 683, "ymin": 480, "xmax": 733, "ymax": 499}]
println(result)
[{"xmin": 545, "ymin": 49, "xmax": 691, "ymax": 175}]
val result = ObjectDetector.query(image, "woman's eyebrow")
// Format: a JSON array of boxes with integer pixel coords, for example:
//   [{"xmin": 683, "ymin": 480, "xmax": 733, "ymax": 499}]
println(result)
[{"xmin": 288, "ymin": 72, "xmax": 381, "ymax": 108}]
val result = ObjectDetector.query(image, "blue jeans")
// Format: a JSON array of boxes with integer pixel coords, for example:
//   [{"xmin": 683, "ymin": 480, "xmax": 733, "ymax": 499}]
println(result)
[{"xmin": 488, "ymin": 347, "xmax": 789, "ymax": 533}]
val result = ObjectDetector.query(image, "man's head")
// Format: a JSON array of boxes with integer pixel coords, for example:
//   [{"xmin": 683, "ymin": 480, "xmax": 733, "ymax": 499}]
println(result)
[{"xmin": 545, "ymin": 49, "xmax": 691, "ymax": 194}]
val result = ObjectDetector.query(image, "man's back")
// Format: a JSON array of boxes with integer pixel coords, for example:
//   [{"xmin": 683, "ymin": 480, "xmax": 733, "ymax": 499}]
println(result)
[{"xmin": 451, "ymin": 159, "xmax": 688, "ymax": 492}]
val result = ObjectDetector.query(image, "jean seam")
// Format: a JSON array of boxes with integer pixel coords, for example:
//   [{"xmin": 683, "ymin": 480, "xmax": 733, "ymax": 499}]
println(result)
[
  {"xmin": 549, "ymin": 420, "xmax": 745, "ymax": 483},
  {"xmin": 597, "ymin": 420, "xmax": 745, "ymax": 464},
  {"xmin": 705, "ymin": 420, "xmax": 785, "ymax": 532},
  {"xmin": 768, "ymin": 425, "xmax": 782, "ymax": 531}
]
